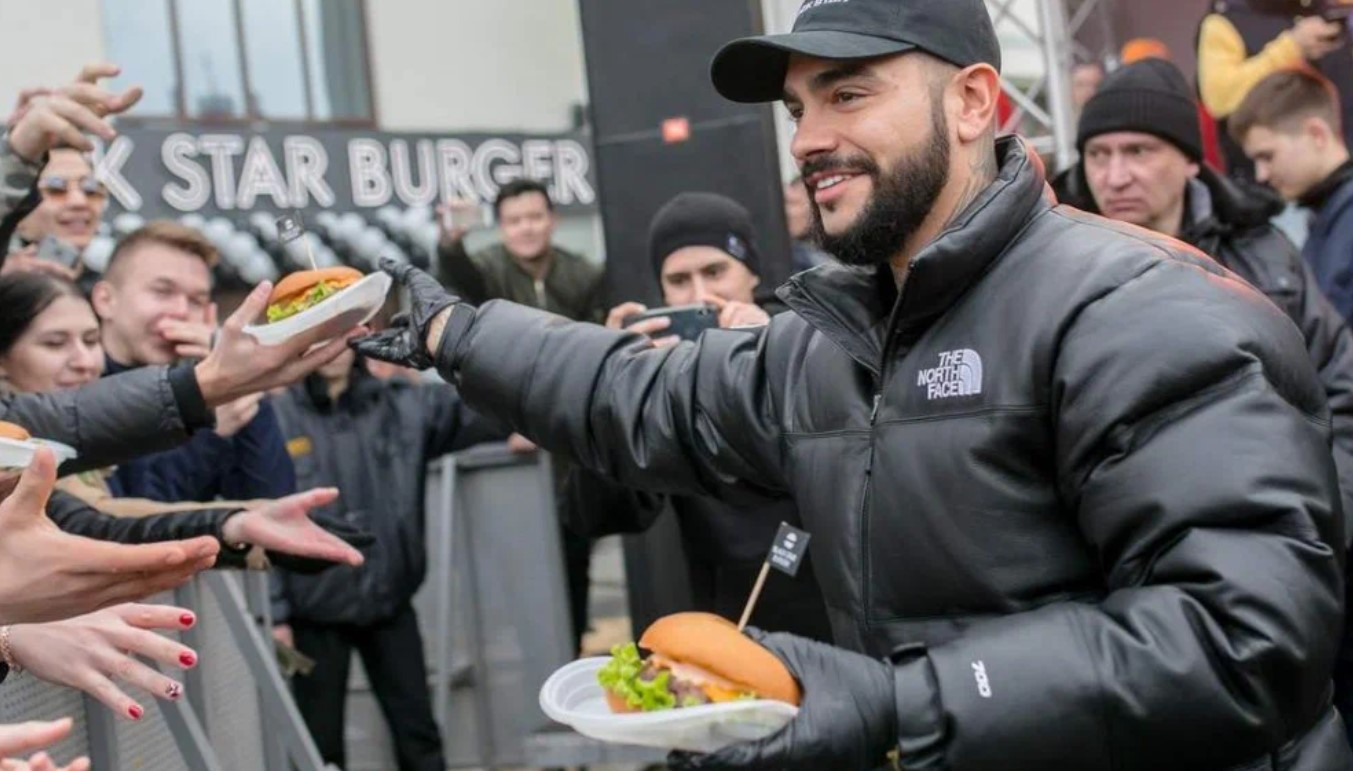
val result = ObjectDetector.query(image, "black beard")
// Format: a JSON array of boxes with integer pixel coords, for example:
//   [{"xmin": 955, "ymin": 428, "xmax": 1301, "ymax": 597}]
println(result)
[{"xmin": 806, "ymin": 103, "xmax": 950, "ymax": 268}]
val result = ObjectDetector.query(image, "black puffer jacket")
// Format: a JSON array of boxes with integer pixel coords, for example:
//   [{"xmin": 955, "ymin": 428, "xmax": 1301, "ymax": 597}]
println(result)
[
  {"xmin": 436, "ymin": 138, "xmax": 1348, "ymax": 769},
  {"xmin": 270, "ymin": 365, "xmax": 504, "ymax": 625},
  {"xmin": 1060, "ymin": 163, "xmax": 1353, "ymax": 543}
]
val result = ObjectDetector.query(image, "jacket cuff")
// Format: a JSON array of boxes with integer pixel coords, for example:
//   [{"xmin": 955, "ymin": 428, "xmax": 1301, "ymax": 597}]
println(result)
[
  {"xmin": 433, "ymin": 302, "xmax": 479, "ymax": 376},
  {"xmin": 212, "ymin": 509, "xmax": 252, "ymax": 569},
  {"xmin": 890, "ymin": 644, "xmax": 947, "ymax": 767},
  {"xmin": 168, "ymin": 363, "xmax": 214, "ymax": 430}
]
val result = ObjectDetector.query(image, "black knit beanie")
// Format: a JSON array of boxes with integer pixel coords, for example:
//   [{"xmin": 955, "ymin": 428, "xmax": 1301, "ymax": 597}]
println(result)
[
  {"xmin": 648, "ymin": 192, "xmax": 761, "ymax": 280},
  {"xmin": 1077, "ymin": 58, "xmax": 1203, "ymax": 162}
]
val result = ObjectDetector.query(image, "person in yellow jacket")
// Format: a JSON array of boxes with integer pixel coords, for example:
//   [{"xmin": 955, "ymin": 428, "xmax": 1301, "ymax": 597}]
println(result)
[{"xmin": 1197, "ymin": 0, "xmax": 1351, "ymax": 177}]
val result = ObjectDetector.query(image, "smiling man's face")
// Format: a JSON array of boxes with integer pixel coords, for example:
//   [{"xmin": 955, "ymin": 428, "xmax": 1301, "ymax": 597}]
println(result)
[{"xmin": 783, "ymin": 52, "xmax": 952, "ymax": 267}]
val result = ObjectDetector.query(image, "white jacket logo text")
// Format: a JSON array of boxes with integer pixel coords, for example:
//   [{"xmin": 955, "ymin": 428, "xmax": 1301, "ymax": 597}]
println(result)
[
  {"xmin": 972, "ymin": 660, "xmax": 992, "ymax": 698},
  {"xmin": 917, "ymin": 349, "xmax": 984, "ymax": 400}
]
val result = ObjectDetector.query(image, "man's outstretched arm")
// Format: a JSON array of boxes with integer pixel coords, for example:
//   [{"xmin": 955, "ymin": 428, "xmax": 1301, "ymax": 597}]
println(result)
[{"xmin": 355, "ymin": 260, "xmax": 790, "ymax": 503}]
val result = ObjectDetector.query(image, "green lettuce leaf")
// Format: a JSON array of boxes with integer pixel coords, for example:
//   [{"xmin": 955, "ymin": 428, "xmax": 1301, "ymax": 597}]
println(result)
[
  {"xmin": 266, "ymin": 280, "xmax": 342, "ymax": 323},
  {"xmin": 597, "ymin": 642, "xmax": 677, "ymax": 712}
]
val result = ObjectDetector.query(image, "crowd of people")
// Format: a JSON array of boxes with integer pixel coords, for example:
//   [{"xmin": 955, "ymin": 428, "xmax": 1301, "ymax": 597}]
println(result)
[{"xmin": 6, "ymin": 0, "xmax": 1353, "ymax": 769}]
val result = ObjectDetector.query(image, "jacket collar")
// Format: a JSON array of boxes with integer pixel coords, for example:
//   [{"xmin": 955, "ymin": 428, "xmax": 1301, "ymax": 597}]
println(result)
[
  {"xmin": 777, "ymin": 135, "xmax": 1049, "ymax": 375},
  {"xmin": 103, "ymin": 354, "xmax": 133, "ymax": 376},
  {"xmin": 1298, "ymin": 159, "xmax": 1353, "ymax": 211},
  {"xmin": 1180, "ymin": 166, "xmax": 1282, "ymax": 252}
]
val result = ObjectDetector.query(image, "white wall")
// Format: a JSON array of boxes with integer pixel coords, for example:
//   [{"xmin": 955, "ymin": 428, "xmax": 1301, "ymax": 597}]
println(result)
[
  {"xmin": 365, "ymin": 0, "xmax": 589, "ymax": 133},
  {"xmin": 0, "ymin": 0, "xmax": 105, "ymax": 114}
]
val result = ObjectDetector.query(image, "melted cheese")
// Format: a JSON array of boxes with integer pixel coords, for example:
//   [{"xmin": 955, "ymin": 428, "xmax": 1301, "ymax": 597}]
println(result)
[{"xmin": 651, "ymin": 655, "xmax": 755, "ymax": 702}]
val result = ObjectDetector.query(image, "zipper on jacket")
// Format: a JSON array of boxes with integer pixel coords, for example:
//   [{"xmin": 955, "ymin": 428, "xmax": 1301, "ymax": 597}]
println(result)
[{"xmin": 860, "ymin": 264, "xmax": 912, "ymax": 641}]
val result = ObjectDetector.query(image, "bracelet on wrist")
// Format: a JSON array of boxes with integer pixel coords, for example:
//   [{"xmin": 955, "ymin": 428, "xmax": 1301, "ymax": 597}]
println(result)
[{"xmin": 1, "ymin": 626, "xmax": 24, "ymax": 673}]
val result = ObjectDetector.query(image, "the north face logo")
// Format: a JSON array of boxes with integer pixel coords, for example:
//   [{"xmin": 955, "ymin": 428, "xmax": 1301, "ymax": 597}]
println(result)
[{"xmin": 917, "ymin": 349, "xmax": 983, "ymax": 400}]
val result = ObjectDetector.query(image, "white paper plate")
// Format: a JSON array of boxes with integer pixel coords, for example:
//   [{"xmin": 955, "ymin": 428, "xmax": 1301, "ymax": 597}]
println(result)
[
  {"xmin": 538, "ymin": 656, "xmax": 797, "ymax": 754},
  {"xmin": 243, "ymin": 272, "xmax": 392, "ymax": 346},
  {"xmin": 0, "ymin": 437, "xmax": 78, "ymax": 469}
]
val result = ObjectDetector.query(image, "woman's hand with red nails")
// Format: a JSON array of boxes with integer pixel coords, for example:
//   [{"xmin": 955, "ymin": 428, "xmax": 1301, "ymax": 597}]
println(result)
[{"xmin": 5, "ymin": 603, "xmax": 199, "ymax": 719}]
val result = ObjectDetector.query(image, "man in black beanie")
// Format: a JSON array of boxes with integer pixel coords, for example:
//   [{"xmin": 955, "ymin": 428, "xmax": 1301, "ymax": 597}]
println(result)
[
  {"xmin": 564, "ymin": 191, "xmax": 834, "ymax": 643},
  {"xmin": 623, "ymin": 191, "xmax": 775, "ymax": 339},
  {"xmin": 1060, "ymin": 57, "xmax": 1353, "ymax": 544}
]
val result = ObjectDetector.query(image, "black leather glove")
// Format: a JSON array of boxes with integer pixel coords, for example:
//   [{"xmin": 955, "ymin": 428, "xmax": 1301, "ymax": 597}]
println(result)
[
  {"xmin": 266, "ymin": 517, "xmax": 376, "ymax": 575},
  {"xmin": 669, "ymin": 628, "xmax": 899, "ymax": 771},
  {"xmin": 350, "ymin": 258, "xmax": 459, "ymax": 369}
]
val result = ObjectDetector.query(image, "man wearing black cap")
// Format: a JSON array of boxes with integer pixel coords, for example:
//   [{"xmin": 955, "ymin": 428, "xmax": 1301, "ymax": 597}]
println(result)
[
  {"xmin": 567, "ymin": 192, "xmax": 832, "ymax": 642},
  {"xmin": 354, "ymin": 0, "xmax": 1351, "ymax": 767},
  {"xmin": 1059, "ymin": 58, "xmax": 1353, "ymax": 535}
]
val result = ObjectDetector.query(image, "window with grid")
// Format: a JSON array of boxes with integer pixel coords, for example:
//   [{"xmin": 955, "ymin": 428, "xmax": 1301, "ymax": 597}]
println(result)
[{"xmin": 101, "ymin": 0, "xmax": 374, "ymax": 124}]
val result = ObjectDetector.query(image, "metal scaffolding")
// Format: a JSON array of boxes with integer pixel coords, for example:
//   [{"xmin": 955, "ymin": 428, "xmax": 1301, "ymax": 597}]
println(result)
[{"xmin": 992, "ymin": 0, "xmax": 1119, "ymax": 169}]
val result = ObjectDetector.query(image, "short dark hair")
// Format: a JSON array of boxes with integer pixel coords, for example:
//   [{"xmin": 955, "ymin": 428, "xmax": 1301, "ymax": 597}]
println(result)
[
  {"xmin": 493, "ymin": 179, "xmax": 554, "ymax": 219},
  {"xmin": 105, "ymin": 220, "xmax": 219, "ymax": 281},
  {"xmin": 1229, "ymin": 69, "xmax": 1343, "ymax": 144},
  {"xmin": 0, "ymin": 272, "xmax": 86, "ymax": 357}
]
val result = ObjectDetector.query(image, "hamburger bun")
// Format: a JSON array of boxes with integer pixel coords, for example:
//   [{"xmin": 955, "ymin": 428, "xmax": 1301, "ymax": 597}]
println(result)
[
  {"xmin": 269, "ymin": 267, "xmax": 363, "ymax": 306},
  {"xmin": 639, "ymin": 612, "xmax": 801, "ymax": 706},
  {"xmin": 0, "ymin": 422, "xmax": 32, "ymax": 442}
]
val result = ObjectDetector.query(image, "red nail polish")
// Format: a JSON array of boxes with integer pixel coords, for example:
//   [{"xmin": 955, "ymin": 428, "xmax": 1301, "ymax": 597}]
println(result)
[
  {"xmin": 179, "ymin": 613, "xmax": 195, "ymax": 628},
  {"xmin": 179, "ymin": 652, "xmax": 196, "ymax": 668},
  {"xmin": 128, "ymin": 705, "xmax": 143, "ymax": 720}
]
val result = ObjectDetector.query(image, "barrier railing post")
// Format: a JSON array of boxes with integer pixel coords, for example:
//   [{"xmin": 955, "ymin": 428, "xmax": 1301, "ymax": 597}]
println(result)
[{"xmin": 202, "ymin": 571, "xmax": 329, "ymax": 771}]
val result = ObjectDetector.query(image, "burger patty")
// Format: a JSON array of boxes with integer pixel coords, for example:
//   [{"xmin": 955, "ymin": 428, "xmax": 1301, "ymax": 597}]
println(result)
[{"xmin": 639, "ymin": 662, "xmax": 712, "ymax": 706}]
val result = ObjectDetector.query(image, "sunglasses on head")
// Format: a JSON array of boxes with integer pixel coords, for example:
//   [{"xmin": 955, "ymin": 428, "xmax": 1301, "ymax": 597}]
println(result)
[{"xmin": 38, "ymin": 176, "xmax": 106, "ymax": 201}]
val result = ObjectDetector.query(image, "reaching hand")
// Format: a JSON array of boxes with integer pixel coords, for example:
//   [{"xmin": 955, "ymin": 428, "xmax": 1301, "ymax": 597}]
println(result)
[
  {"xmin": 668, "ymin": 629, "xmax": 899, "ymax": 771},
  {"xmin": 5, "ymin": 63, "xmax": 142, "ymax": 163},
  {"xmin": 0, "ymin": 449, "xmax": 219, "ymax": 625},
  {"xmin": 349, "ymin": 259, "xmax": 459, "ymax": 369},
  {"xmin": 193, "ymin": 282, "xmax": 367, "ymax": 408},
  {"xmin": 220, "ymin": 488, "xmax": 366, "ymax": 568},
  {"xmin": 6, "ymin": 604, "xmax": 199, "ymax": 720},
  {"xmin": 0, "ymin": 718, "xmax": 87, "ymax": 771},
  {"xmin": 0, "ymin": 750, "xmax": 90, "ymax": 771}
]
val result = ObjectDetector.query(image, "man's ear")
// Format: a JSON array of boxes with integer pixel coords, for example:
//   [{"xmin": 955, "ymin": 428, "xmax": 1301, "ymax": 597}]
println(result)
[
  {"xmin": 1305, "ymin": 116, "xmax": 1337, "ymax": 149},
  {"xmin": 90, "ymin": 280, "xmax": 115, "ymax": 321},
  {"xmin": 952, "ymin": 63, "xmax": 1002, "ymax": 144}
]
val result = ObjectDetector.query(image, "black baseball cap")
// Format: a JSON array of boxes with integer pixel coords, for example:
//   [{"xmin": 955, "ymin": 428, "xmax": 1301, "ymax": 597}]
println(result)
[{"xmin": 711, "ymin": 0, "xmax": 1003, "ymax": 104}]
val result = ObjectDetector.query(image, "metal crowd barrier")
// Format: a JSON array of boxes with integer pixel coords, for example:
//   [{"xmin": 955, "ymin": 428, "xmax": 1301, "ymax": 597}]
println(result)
[
  {"xmin": 346, "ymin": 443, "xmax": 664, "ymax": 769},
  {"xmin": 0, "ymin": 570, "xmax": 328, "ymax": 771},
  {"xmin": 0, "ymin": 443, "xmax": 667, "ymax": 770}
]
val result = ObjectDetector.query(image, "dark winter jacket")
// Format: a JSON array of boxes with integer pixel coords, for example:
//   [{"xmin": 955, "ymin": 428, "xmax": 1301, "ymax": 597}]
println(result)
[
  {"xmin": 1302, "ymin": 162, "xmax": 1353, "ymax": 324},
  {"xmin": 270, "ymin": 364, "xmax": 504, "ymax": 625},
  {"xmin": 433, "ymin": 138, "xmax": 1350, "ymax": 770},
  {"xmin": 1060, "ymin": 163, "xmax": 1353, "ymax": 542},
  {"xmin": 103, "ymin": 357, "xmax": 296, "ymax": 503}
]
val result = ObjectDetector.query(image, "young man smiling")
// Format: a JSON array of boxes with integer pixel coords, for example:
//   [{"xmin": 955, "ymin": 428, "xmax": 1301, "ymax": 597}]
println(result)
[{"xmin": 356, "ymin": 0, "xmax": 1351, "ymax": 767}]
